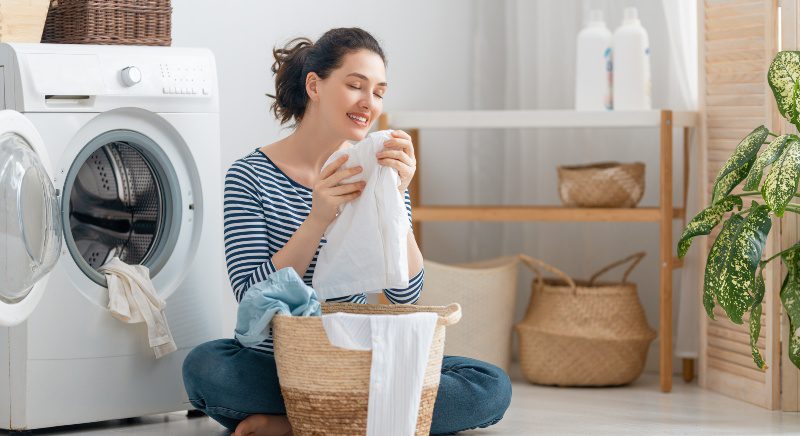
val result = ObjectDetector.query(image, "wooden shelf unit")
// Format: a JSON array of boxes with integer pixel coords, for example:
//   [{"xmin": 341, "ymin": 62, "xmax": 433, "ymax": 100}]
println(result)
[{"xmin": 379, "ymin": 109, "xmax": 698, "ymax": 393}]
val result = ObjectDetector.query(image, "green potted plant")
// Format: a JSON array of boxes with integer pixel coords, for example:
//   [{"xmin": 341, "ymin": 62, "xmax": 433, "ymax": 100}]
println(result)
[{"xmin": 678, "ymin": 51, "xmax": 800, "ymax": 371}]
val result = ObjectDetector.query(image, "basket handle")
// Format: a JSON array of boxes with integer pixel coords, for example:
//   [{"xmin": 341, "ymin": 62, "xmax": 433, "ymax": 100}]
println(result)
[
  {"xmin": 518, "ymin": 254, "xmax": 577, "ymax": 293},
  {"xmin": 438, "ymin": 303, "xmax": 462, "ymax": 326},
  {"xmin": 587, "ymin": 252, "xmax": 646, "ymax": 286}
]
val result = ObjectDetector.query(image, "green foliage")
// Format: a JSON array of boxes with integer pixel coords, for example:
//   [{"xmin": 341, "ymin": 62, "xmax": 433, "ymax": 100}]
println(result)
[{"xmin": 675, "ymin": 51, "xmax": 800, "ymax": 370}]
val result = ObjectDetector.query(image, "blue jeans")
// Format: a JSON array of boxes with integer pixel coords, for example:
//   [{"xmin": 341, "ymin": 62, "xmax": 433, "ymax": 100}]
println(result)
[{"xmin": 183, "ymin": 338, "xmax": 511, "ymax": 435}]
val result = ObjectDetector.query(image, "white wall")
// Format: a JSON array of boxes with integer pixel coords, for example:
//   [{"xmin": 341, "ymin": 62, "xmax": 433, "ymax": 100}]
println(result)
[{"xmin": 172, "ymin": 0, "xmax": 691, "ymax": 375}]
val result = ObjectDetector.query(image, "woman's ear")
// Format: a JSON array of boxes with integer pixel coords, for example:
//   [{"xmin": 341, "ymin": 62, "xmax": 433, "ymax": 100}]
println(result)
[{"xmin": 305, "ymin": 72, "xmax": 320, "ymax": 102}]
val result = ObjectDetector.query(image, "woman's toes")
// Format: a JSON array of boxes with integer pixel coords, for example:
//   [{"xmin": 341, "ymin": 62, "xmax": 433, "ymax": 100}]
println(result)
[{"xmin": 234, "ymin": 414, "xmax": 290, "ymax": 436}]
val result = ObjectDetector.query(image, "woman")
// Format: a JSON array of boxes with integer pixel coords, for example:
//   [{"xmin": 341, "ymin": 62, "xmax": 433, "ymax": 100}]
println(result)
[{"xmin": 182, "ymin": 27, "xmax": 512, "ymax": 436}]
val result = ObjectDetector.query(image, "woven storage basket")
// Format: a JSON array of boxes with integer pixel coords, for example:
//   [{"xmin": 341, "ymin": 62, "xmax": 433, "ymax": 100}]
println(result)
[
  {"xmin": 40, "ymin": 0, "xmax": 172, "ymax": 46},
  {"xmin": 272, "ymin": 302, "xmax": 462, "ymax": 436},
  {"xmin": 557, "ymin": 161, "xmax": 645, "ymax": 208},
  {"xmin": 515, "ymin": 253, "xmax": 656, "ymax": 386},
  {"xmin": 417, "ymin": 256, "xmax": 518, "ymax": 372}
]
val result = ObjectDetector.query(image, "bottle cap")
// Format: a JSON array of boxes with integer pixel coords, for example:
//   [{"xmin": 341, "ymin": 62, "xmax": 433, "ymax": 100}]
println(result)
[{"xmin": 623, "ymin": 7, "xmax": 638, "ymax": 22}]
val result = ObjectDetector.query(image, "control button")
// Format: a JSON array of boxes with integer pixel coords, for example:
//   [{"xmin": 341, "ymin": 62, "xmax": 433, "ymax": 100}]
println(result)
[{"xmin": 120, "ymin": 66, "xmax": 142, "ymax": 87}]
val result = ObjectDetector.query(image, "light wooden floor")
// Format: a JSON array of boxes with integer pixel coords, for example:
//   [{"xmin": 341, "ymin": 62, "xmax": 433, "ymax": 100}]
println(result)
[{"xmin": 4, "ymin": 372, "xmax": 799, "ymax": 435}]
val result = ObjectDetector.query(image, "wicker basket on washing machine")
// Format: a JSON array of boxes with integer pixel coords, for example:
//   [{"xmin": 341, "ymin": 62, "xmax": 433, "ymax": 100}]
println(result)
[
  {"xmin": 272, "ymin": 302, "xmax": 461, "ymax": 436},
  {"xmin": 516, "ymin": 253, "xmax": 656, "ymax": 387},
  {"xmin": 41, "ymin": 0, "xmax": 172, "ymax": 46}
]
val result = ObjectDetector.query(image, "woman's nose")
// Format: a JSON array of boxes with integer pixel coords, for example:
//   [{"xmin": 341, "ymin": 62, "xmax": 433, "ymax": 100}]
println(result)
[{"xmin": 360, "ymin": 94, "xmax": 378, "ymax": 110}]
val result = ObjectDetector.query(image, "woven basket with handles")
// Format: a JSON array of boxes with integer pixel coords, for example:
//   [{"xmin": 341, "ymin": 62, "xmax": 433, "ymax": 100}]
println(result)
[
  {"xmin": 558, "ymin": 161, "xmax": 645, "ymax": 208},
  {"xmin": 41, "ymin": 0, "xmax": 172, "ymax": 46},
  {"xmin": 515, "ymin": 252, "xmax": 656, "ymax": 386},
  {"xmin": 272, "ymin": 302, "xmax": 461, "ymax": 436}
]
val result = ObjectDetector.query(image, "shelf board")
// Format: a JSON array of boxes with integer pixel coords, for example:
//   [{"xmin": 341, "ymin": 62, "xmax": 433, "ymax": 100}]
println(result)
[
  {"xmin": 385, "ymin": 109, "xmax": 697, "ymax": 129},
  {"xmin": 412, "ymin": 206, "xmax": 685, "ymax": 222}
]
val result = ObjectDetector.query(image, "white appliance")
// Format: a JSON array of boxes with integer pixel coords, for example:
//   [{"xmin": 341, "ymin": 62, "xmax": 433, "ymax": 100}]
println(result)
[{"xmin": 0, "ymin": 43, "xmax": 224, "ymax": 430}]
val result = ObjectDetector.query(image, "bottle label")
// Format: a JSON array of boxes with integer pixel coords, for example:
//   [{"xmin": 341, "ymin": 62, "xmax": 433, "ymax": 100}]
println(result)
[
  {"xmin": 605, "ymin": 47, "xmax": 613, "ymax": 110},
  {"xmin": 645, "ymin": 46, "xmax": 652, "ymax": 107}
]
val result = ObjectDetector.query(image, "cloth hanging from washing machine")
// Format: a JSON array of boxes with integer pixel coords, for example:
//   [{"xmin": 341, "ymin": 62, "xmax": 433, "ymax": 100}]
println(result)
[
  {"xmin": 312, "ymin": 130, "xmax": 409, "ymax": 300},
  {"xmin": 321, "ymin": 311, "xmax": 438, "ymax": 436},
  {"xmin": 99, "ymin": 257, "xmax": 177, "ymax": 358}
]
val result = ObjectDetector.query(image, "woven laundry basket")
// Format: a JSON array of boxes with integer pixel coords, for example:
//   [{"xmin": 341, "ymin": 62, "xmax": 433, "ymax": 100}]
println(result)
[
  {"xmin": 272, "ymin": 302, "xmax": 462, "ymax": 436},
  {"xmin": 515, "ymin": 253, "xmax": 656, "ymax": 387},
  {"xmin": 417, "ymin": 256, "xmax": 518, "ymax": 372},
  {"xmin": 41, "ymin": 0, "xmax": 172, "ymax": 46},
  {"xmin": 558, "ymin": 161, "xmax": 645, "ymax": 208}
]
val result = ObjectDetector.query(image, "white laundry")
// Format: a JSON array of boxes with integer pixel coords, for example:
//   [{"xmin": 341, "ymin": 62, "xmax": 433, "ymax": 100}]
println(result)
[
  {"xmin": 313, "ymin": 130, "xmax": 409, "ymax": 300},
  {"xmin": 321, "ymin": 312, "xmax": 438, "ymax": 436},
  {"xmin": 98, "ymin": 257, "xmax": 177, "ymax": 358}
]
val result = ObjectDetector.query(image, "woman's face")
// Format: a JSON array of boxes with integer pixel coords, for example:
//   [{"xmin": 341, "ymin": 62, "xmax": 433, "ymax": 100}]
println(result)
[{"xmin": 314, "ymin": 49, "xmax": 387, "ymax": 141}]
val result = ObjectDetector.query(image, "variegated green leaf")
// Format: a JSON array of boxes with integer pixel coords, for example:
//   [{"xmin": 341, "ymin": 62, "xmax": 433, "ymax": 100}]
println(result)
[
  {"xmin": 744, "ymin": 134, "xmax": 797, "ymax": 191},
  {"xmin": 704, "ymin": 204, "xmax": 771, "ymax": 324},
  {"xmin": 712, "ymin": 126, "xmax": 768, "ymax": 199},
  {"xmin": 781, "ymin": 247, "xmax": 800, "ymax": 369},
  {"xmin": 750, "ymin": 265, "xmax": 766, "ymax": 370},
  {"xmin": 768, "ymin": 51, "xmax": 800, "ymax": 127},
  {"xmin": 677, "ymin": 196, "xmax": 743, "ymax": 258},
  {"xmin": 712, "ymin": 162, "xmax": 753, "ymax": 204},
  {"xmin": 762, "ymin": 138, "xmax": 800, "ymax": 217},
  {"xmin": 789, "ymin": 317, "xmax": 800, "ymax": 371}
]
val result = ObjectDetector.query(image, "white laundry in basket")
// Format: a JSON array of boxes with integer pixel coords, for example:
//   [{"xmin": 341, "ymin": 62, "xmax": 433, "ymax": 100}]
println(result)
[{"xmin": 321, "ymin": 311, "xmax": 438, "ymax": 436}]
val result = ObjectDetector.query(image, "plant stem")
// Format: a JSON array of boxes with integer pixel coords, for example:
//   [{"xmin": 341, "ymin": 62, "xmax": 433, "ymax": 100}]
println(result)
[
  {"xmin": 730, "ymin": 192, "xmax": 800, "ymax": 199},
  {"xmin": 768, "ymin": 131, "xmax": 779, "ymax": 138},
  {"xmin": 764, "ymin": 244, "xmax": 799, "ymax": 264},
  {"xmin": 785, "ymin": 203, "xmax": 800, "ymax": 214},
  {"xmin": 731, "ymin": 191, "xmax": 761, "ymax": 197}
]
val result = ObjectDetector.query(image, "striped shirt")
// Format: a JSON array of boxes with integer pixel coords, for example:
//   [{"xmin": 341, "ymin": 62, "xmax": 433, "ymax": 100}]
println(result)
[{"xmin": 223, "ymin": 148, "xmax": 425, "ymax": 353}]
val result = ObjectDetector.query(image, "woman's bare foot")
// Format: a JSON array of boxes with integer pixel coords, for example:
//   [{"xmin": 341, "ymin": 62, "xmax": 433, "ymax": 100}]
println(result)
[{"xmin": 232, "ymin": 414, "xmax": 292, "ymax": 436}]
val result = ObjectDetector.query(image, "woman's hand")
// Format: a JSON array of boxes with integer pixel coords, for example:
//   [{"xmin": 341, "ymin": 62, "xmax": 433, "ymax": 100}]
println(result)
[
  {"xmin": 376, "ymin": 130, "xmax": 416, "ymax": 193},
  {"xmin": 309, "ymin": 154, "xmax": 365, "ymax": 227}
]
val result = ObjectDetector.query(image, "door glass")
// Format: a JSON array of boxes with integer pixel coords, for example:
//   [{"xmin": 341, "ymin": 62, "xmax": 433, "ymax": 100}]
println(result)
[{"xmin": 0, "ymin": 133, "xmax": 62, "ymax": 303}]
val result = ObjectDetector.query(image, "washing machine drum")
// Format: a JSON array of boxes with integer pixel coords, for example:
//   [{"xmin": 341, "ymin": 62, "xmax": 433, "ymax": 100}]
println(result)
[{"xmin": 69, "ymin": 142, "xmax": 162, "ymax": 270}]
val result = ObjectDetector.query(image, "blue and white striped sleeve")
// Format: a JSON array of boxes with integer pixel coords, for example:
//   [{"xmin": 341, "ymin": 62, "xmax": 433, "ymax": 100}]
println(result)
[
  {"xmin": 223, "ymin": 160, "xmax": 277, "ymax": 303},
  {"xmin": 383, "ymin": 189, "xmax": 424, "ymax": 304}
]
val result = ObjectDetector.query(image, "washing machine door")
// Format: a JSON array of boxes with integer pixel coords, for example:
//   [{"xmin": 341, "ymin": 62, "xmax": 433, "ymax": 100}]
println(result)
[{"xmin": 0, "ymin": 110, "xmax": 62, "ymax": 326}]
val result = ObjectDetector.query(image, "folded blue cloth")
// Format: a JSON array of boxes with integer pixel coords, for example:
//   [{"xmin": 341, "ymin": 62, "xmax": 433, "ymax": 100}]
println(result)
[{"xmin": 234, "ymin": 267, "xmax": 321, "ymax": 348}]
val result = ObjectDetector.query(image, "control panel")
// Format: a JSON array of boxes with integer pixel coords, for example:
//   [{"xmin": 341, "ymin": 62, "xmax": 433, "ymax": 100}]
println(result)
[{"xmin": 159, "ymin": 61, "xmax": 211, "ymax": 95}]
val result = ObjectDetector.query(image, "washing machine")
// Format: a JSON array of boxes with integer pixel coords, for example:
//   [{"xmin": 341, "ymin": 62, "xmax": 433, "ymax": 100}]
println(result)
[{"xmin": 0, "ymin": 43, "xmax": 224, "ymax": 430}]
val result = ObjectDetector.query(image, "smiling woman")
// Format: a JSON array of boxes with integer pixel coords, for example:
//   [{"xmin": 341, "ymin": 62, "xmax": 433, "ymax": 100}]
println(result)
[{"xmin": 181, "ymin": 27, "xmax": 511, "ymax": 436}]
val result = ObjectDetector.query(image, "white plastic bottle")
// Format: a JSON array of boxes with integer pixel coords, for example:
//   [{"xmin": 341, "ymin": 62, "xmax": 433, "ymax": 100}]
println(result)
[
  {"xmin": 612, "ymin": 7, "xmax": 651, "ymax": 110},
  {"xmin": 574, "ymin": 10, "xmax": 613, "ymax": 111}
]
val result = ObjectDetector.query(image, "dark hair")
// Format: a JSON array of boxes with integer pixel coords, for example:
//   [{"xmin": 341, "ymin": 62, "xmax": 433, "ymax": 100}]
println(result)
[{"xmin": 266, "ymin": 27, "xmax": 386, "ymax": 127}]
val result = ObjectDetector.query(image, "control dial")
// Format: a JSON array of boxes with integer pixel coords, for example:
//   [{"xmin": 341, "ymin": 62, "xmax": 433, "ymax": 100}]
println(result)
[{"xmin": 120, "ymin": 66, "xmax": 142, "ymax": 87}]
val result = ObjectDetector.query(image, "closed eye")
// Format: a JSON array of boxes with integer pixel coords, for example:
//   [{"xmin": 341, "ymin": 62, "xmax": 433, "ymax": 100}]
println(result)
[{"xmin": 348, "ymin": 84, "xmax": 384, "ymax": 99}]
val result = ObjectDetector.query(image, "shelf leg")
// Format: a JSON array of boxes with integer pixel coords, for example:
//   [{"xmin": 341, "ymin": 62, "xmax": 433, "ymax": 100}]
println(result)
[
  {"xmin": 409, "ymin": 128, "xmax": 422, "ymax": 253},
  {"xmin": 682, "ymin": 358, "xmax": 695, "ymax": 383},
  {"xmin": 660, "ymin": 110, "xmax": 674, "ymax": 393}
]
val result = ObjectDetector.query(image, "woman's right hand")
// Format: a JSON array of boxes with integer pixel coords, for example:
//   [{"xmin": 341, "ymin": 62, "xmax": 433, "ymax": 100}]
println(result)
[{"xmin": 309, "ymin": 154, "xmax": 365, "ymax": 226}]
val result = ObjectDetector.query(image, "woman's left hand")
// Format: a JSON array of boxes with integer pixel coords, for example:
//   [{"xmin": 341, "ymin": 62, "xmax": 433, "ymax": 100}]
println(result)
[{"xmin": 376, "ymin": 129, "xmax": 416, "ymax": 193}]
